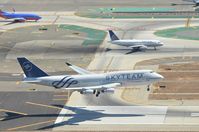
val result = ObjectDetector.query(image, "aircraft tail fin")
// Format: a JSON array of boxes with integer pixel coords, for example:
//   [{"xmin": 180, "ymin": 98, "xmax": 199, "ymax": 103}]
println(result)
[
  {"xmin": 17, "ymin": 57, "xmax": 48, "ymax": 78},
  {"xmin": 0, "ymin": 9, "xmax": 4, "ymax": 13},
  {"xmin": 108, "ymin": 30, "xmax": 119, "ymax": 41}
]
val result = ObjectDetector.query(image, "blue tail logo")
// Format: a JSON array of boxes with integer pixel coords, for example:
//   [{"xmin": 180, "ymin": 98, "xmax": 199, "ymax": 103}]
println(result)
[
  {"xmin": 17, "ymin": 57, "xmax": 48, "ymax": 78},
  {"xmin": 108, "ymin": 30, "xmax": 119, "ymax": 41},
  {"xmin": 22, "ymin": 62, "xmax": 32, "ymax": 71}
]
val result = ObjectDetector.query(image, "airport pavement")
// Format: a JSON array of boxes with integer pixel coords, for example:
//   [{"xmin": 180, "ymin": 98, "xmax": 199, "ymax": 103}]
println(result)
[
  {"xmin": 31, "ymin": 14, "xmax": 199, "ymax": 131},
  {"xmin": 1, "ymin": 7, "xmax": 199, "ymax": 131},
  {"xmin": 0, "ymin": 91, "xmax": 69, "ymax": 131},
  {"xmin": 0, "ymin": 15, "xmax": 98, "ymax": 130},
  {"xmin": 0, "ymin": 0, "xmax": 193, "ymax": 11}
]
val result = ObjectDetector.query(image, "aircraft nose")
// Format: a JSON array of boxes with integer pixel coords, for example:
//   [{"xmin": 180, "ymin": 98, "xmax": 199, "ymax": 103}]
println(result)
[
  {"xmin": 37, "ymin": 16, "xmax": 42, "ymax": 20},
  {"xmin": 159, "ymin": 42, "xmax": 164, "ymax": 46},
  {"xmin": 156, "ymin": 73, "xmax": 164, "ymax": 80}
]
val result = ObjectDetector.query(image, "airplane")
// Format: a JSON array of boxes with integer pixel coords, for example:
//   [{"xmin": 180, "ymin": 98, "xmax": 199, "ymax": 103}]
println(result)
[
  {"xmin": 182, "ymin": 0, "xmax": 199, "ymax": 7},
  {"xmin": 17, "ymin": 57, "xmax": 164, "ymax": 97},
  {"xmin": 0, "ymin": 9, "xmax": 42, "ymax": 23},
  {"xmin": 108, "ymin": 30, "xmax": 163, "ymax": 52}
]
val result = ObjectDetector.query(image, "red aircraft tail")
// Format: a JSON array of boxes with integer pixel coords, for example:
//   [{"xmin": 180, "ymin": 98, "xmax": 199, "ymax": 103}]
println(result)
[{"xmin": 0, "ymin": 9, "xmax": 4, "ymax": 13}]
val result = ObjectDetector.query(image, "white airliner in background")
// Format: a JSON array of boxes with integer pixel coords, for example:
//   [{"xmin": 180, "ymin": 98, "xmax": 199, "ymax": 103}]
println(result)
[
  {"xmin": 108, "ymin": 30, "xmax": 163, "ymax": 52},
  {"xmin": 17, "ymin": 57, "xmax": 164, "ymax": 97},
  {"xmin": 183, "ymin": 0, "xmax": 199, "ymax": 7}
]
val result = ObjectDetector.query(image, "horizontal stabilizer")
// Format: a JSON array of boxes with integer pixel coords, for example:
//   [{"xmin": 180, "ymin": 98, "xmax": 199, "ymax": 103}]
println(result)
[{"xmin": 23, "ymin": 79, "xmax": 41, "ymax": 83}]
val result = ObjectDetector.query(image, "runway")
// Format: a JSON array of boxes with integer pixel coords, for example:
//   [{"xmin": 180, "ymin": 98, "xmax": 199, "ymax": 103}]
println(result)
[{"xmin": 55, "ymin": 106, "xmax": 168, "ymax": 124}]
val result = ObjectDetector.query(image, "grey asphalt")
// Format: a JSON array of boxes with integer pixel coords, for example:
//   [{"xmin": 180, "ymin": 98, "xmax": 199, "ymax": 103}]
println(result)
[
  {"xmin": 1, "ymin": 0, "xmax": 199, "ymax": 131},
  {"xmin": 0, "ymin": 91, "xmax": 68, "ymax": 131},
  {"xmin": 0, "ymin": 24, "xmax": 96, "ymax": 130},
  {"xmin": 0, "ymin": 0, "xmax": 189, "ymax": 11},
  {"xmin": 0, "ymin": 25, "xmax": 96, "ymax": 60}
]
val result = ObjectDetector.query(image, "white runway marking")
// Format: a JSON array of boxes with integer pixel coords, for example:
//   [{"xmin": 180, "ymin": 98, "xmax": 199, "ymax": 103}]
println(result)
[
  {"xmin": 191, "ymin": 113, "xmax": 199, "ymax": 117},
  {"xmin": 55, "ymin": 107, "xmax": 69, "ymax": 124},
  {"xmin": 55, "ymin": 106, "xmax": 168, "ymax": 125}
]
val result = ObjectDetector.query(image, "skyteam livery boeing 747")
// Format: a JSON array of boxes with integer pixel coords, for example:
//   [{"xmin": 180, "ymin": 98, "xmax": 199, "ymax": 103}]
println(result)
[{"xmin": 17, "ymin": 57, "xmax": 164, "ymax": 97}]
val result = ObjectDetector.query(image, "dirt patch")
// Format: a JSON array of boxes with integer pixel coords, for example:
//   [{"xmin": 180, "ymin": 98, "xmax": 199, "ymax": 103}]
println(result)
[
  {"xmin": 121, "ymin": 57, "xmax": 199, "ymax": 103},
  {"xmin": 150, "ymin": 62, "xmax": 199, "ymax": 100}
]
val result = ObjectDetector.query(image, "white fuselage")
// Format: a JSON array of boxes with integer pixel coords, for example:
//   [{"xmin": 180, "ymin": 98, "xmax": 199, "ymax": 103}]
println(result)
[
  {"xmin": 194, "ymin": 0, "xmax": 199, "ymax": 4},
  {"xmin": 25, "ymin": 70, "xmax": 163, "ymax": 89},
  {"xmin": 111, "ymin": 40, "xmax": 163, "ymax": 48}
]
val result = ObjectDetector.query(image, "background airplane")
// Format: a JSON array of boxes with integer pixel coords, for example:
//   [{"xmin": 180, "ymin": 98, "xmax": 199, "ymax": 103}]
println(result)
[
  {"xmin": 108, "ymin": 30, "xmax": 163, "ymax": 53},
  {"xmin": 17, "ymin": 57, "xmax": 164, "ymax": 97},
  {"xmin": 0, "ymin": 9, "xmax": 41, "ymax": 23},
  {"xmin": 183, "ymin": 0, "xmax": 199, "ymax": 7}
]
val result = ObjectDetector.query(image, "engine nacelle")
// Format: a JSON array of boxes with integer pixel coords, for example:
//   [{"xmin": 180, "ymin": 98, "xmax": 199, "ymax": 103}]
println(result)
[
  {"xmin": 80, "ymin": 89, "xmax": 94, "ymax": 95},
  {"xmin": 139, "ymin": 45, "xmax": 148, "ymax": 50},
  {"xmin": 101, "ymin": 88, "xmax": 115, "ymax": 94}
]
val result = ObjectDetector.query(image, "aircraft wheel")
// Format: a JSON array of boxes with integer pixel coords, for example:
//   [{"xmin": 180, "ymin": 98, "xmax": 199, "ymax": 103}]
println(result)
[
  {"xmin": 96, "ymin": 91, "xmax": 100, "ymax": 97},
  {"xmin": 93, "ymin": 90, "xmax": 96, "ymax": 94},
  {"xmin": 147, "ymin": 85, "xmax": 150, "ymax": 91}
]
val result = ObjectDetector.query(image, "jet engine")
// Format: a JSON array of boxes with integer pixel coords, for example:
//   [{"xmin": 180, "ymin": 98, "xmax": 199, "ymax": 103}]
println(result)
[
  {"xmin": 80, "ymin": 89, "xmax": 94, "ymax": 95},
  {"xmin": 101, "ymin": 88, "xmax": 115, "ymax": 94},
  {"xmin": 139, "ymin": 45, "xmax": 148, "ymax": 50}
]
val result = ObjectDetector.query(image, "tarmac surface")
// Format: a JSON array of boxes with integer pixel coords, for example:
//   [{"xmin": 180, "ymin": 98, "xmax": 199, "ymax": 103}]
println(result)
[
  {"xmin": 0, "ymin": 91, "xmax": 69, "ymax": 131},
  {"xmin": 1, "ymin": 16, "xmax": 199, "ymax": 131},
  {"xmin": 0, "ymin": 0, "xmax": 191, "ymax": 11},
  {"xmin": 1, "ymin": 0, "xmax": 199, "ymax": 131}
]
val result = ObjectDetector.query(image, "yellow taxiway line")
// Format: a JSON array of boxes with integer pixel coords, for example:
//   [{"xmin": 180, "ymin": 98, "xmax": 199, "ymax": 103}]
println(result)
[
  {"xmin": 26, "ymin": 101, "xmax": 62, "ymax": 110},
  {"xmin": 52, "ymin": 98, "xmax": 68, "ymax": 101},
  {"xmin": 0, "ymin": 109, "xmax": 27, "ymax": 115},
  {"xmin": 7, "ymin": 119, "xmax": 55, "ymax": 131},
  {"xmin": 54, "ymin": 94, "xmax": 68, "ymax": 97},
  {"xmin": 0, "ymin": 108, "xmax": 27, "ymax": 121}
]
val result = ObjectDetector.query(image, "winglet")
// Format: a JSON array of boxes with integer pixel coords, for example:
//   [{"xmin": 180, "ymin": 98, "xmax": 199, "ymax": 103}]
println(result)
[
  {"xmin": 65, "ymin": 62, "xmax": 72, "ymax": 66},
  {"xmin": 0, "ymin": 9, "xmax": 4, "ymax": 13},
  {"xmin": 65, "ymin": 62, "xmax": 92, "ymax": 75}
]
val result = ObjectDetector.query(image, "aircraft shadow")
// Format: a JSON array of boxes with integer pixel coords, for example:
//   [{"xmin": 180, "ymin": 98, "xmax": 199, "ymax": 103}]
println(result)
[
  {"xmin": 0, "ymin": 104, "xmax": 145, "ymax": 130},
  {"xmin": 105, "ymin": 48, "xmax": 156, "ymax": 55},
  {"xmin": 0, "ymin": 20, "xmax": 37, "ymax": 25},
  {"xmin": 171, "ymin": 2, "xmax": 195, "ymax": 6},
  {"xmin": 38, "ymin": 105, "xmax": 145, "ymax": 130}
]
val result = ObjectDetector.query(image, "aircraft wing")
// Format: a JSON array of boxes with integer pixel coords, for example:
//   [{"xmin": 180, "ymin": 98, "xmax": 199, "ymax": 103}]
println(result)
[
  {"xmin": 63, "ymin": 83, "xmax": 121, "ymax": 90},
  {"xmin": 129, "ymin": 45, "xmax": 148, "ymax": 49},
  {"xmin": 195, "ymin": 0, "xmax": 199, "ymax": 3},
  {"xmin": 13, "ymin": 17, "xmax": 26, "ymax": 22},
  {"xmin": 23, "ymin": 79, "xmax": 41, "ymax": 83},
  {"xmin": 183, "ymin": 0, "xmax": 199, "ymax": 3},
  {"xmin": 65, "ymin": 62, "xmax": 93, "ymax": 75}
]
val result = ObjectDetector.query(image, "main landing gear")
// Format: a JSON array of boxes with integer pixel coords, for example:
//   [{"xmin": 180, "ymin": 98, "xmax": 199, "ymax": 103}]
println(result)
[
  {"xmin": 96, "ymin": 91, "xmax": 100, "ymax": 97},
  {"xmin": 93, "ymin": 90, "xmax": 100, "ymax": 97},
  {"xmin": 147, "ymin": 85, "xmax": 150, "ymax": 91}
]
